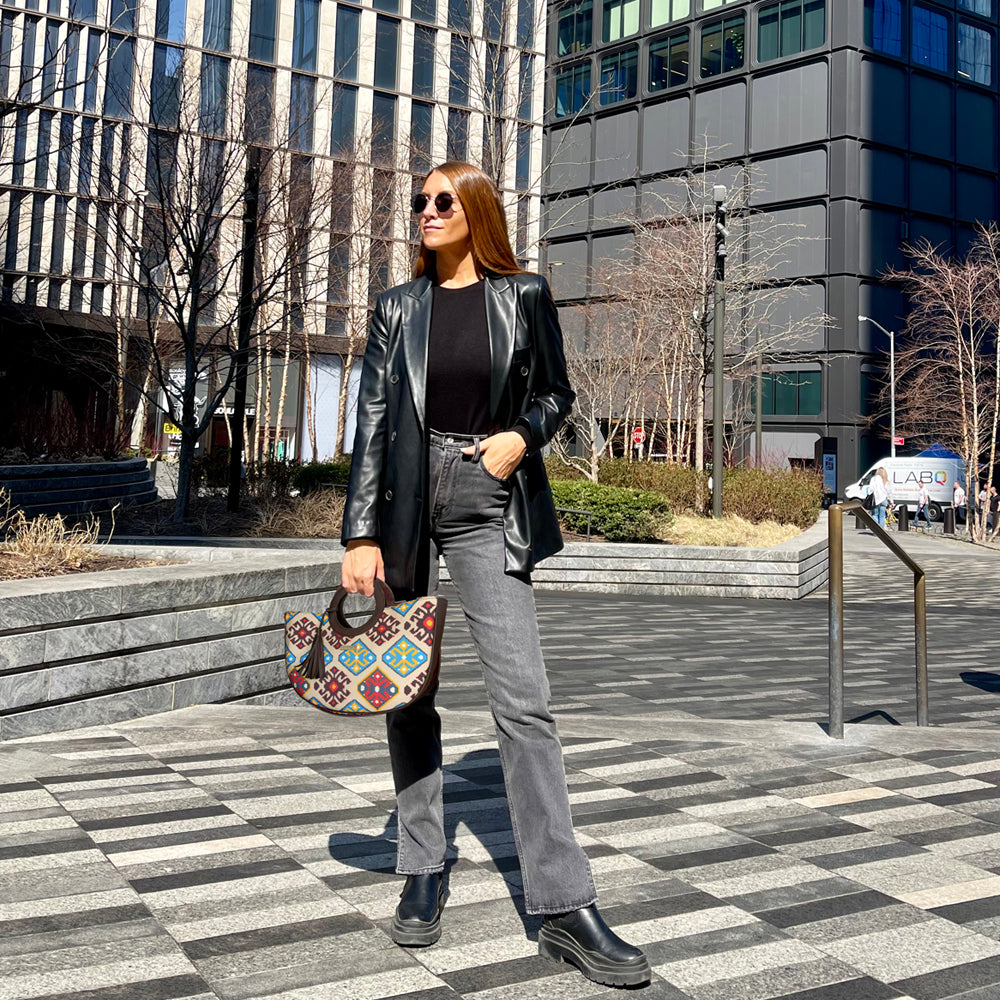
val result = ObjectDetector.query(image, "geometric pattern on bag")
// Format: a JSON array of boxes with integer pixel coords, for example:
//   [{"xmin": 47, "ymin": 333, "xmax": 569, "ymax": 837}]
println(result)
[{"xmin": 284, "ymin": 579, "xmax": 446, "ymax": 717}]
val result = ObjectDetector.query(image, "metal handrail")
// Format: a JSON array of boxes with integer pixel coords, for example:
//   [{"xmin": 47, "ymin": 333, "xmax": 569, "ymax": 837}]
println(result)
[
  {"xmin": 828, "ymin": 501, "xmax": 928, "ymax": 739},
  {"xmin": 556, "ymin": 506, "xmax": 593, "ymax": 541}
]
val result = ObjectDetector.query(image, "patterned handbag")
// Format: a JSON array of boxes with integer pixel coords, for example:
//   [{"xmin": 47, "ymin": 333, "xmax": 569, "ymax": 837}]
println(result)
[{"xmin": 285, "ymin": 580, "xmax": 447, "ymax": 716}]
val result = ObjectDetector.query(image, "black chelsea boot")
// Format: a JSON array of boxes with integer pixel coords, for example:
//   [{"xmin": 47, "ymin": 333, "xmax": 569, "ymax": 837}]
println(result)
[
  {"xmin": 538, "ymin": 904, "xmax": 651, "ymax": 987},
  {"xmin": 390, "ymin": 873, "xmax": 446, "ymax": 947}
]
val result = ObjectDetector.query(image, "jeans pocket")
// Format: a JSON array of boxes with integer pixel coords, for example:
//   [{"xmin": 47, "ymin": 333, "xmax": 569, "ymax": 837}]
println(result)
[{"xmin": 478, "ymin": 459, "xmax": 510, "ymax": 485}]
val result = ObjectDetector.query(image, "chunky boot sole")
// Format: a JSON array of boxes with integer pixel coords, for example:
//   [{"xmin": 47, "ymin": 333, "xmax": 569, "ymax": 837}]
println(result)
[
  {"xmin": 390, "ymin": 911, "xmax": 442, "ymax": 947},
  {"xmin": 538, "ymin": 924, "xmax": 651, "ymax": 987}
]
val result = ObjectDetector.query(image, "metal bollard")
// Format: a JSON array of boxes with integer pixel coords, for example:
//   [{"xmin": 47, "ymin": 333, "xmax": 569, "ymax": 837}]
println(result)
[
  {"xmin": 943, "ymin": 507, "xmax": 955, "ymax": 534},
  {"xmin": 898, "ymin": 505, "xmax": 909, "ymax": 531}
]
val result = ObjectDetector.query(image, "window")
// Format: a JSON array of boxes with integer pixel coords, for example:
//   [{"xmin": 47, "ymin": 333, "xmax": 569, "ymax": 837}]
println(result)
[
  {"xmin": 958, "ymin": 20, "xmax": 991, "ymax": 84},
  {"xmin": 0, "ymin": 14, "xmax": 13, "ymax": 96},
  {"xmin": 413, "ymin": 24, "xmax": 435, "ymax": 96},
  {"xmin": 372, "ymin": 90, "xmax": 396, "ymax": 164},
  {"xmin": 69, "ymin": 0, "xmax": 97, "ymax": 20},
  {"xmin": 758, "ymin": 0, "xmax": 824, "ymax": 62},
  {"xmin": 557, "ymin": 0, "xmax": 592, "ymax": 56},
  {"xmin": 959, "ymin": 0, "xmax": 990, "ymax": 16},
  {"xmin": 519, "ymin": 52, "xmax": 532, "ymax": 118},
  {"xmin": 5, "ymin": 193, "xmax": 22, "ymax": 272},
  {"xmin": 62, "ymin": 26, "xmax": 79, "ymax": 108},
  {"xmin": 245, "ymin": 63, "xmax": 274, "ymax": 143},
  {"xmin": 412, "ymin": 0, "xmax": 436, "ymax": 23},
  {"xmin": 99, "ymin": 123, "xmax": 114, "ymax": 195},
  {"xmin": 599, "ymin": 46, "xmax": 637, "ymax": 103},
  {"xmin": 51, "ymin": 195, "xmax": 68, "ymax": 272},
  {"xmin": 374, "ymin": 15, "xmax": 399, "ymax": 89},
  {"xmin": 334, "ymin": 5, "xmax": 360, "ymax": 80},
  {"xmin": 485, "ymin": 42, "xmax": 504, "ymax": 115},
  {"xmin": 43, "ymin": 19, "xmax": 59, "ymax": 104},
  {"xmin": 203, "ymin": 0, "xmax": 231, "ymax": 51},
  {"xmin": 485, "ymin": 0, "xmax": 503, "ymax": 40},
  {"xmin": 555, "ymin": 60, "xmax": 590, "ymax": 116},
  {"xmin": 35, "ymin": 111, "xmax": 52, "ymax": 187},
  {"xmin": 450, "ymin": 34, "xmax": 469, "ymax": 104},
  {"xmin": 292, "ymin": 0, "xmax": 320, "ymax": 71},
  {"xmin": 155, "ymin": 0, "xmax": 185, "ymax": 41},
  {"xmin": 648, "ymin": 29, "xmax": 688, "ymax": 89},
  {"xmin": 447, "ymin": 105, "xmax": 468, "ymax": 159},
  {"xmin": 449, "ymin": 0, "xmax": 471, "ymax": 33},
  {"xmin": 603, "ymin": 0, "xmax": 638, "ymax": 43},
  {"xmin": 410, "ymin": 99, "xmax": 433, "ymax": 172},
  {"xmin": 912, "ymin": 5, "xmax": 948, "ymax": 71},
  {"xmin": 151, "ymin": 42, "xmax": 182, "ymax": 126},
  {"xmin": 864, "ymin": 0, "xmax": 901, "ymax": 55},
  {"xmin": 29, "ymin": 194, "xmax": 46, "ymax": 274},
  {"xmin": 703, "ymin": 0, "xmax": 741, "ymax": 8},
  {"xmin": 289, "ymin": 73, "xmax": 315, "ymax": 151},
  {"xmin": 373, "ymin": 0, "xmax": 397, "ymax": 10},
  {"xmin": 11, "ymin": 108, "xmax": 26, "ymax": 185},
  {"xmin": 516, "ymin": 124, "xmax": 530, "ymax": 188},
  {"xmin": 78, "ymin": 116, "xmax": 93, "ymax": 193},
  {"xmin": 330, "ymin": 82, "xmax": 356, "ymax": 156},
  {"xmin": 649, "ymin": 0, "xmax": 688, "ymax": 28},
  {"xmin": 20, "ymin": 17, "xmax": 37, "ymax": 101},
  {"xmin": 249, "ymin": 0, "xmax": 275, "ymax": 59},
  {"xmin": 756, "ymin": 370, "xmax": 821, "ymax": 415},
  {"xmin": 199, "ymin": 53, "xmax": 228, "ymax": 133},
  {"xmin": 110, "ymin": 0, "xmax": 135, "ymax": 31},
  {"xmin": 517, "ymin": 0, "xmax": 534, "ymax": 46},
  {"xmin": 701, "ymin": 13, "xmax": 744, "ymax": 76},
  {"xmin": 104, "ymin": 34, "xmax": 134, "ymax": 117},
  {"xmin": 57, "ymin": 114, "xmax": 72, "ymax": 188}
]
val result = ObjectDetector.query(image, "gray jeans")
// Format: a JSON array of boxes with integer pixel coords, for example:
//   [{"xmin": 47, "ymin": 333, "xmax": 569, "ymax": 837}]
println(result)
[{"xmin": 384, "ymin": 430, "xmax": 597, "ymax": 915}]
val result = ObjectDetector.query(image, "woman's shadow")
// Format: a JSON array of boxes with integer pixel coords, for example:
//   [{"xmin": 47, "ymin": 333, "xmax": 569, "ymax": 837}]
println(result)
[{"xmin": 327, "ymin": 748, "xmax": 539, "ymax": 936}]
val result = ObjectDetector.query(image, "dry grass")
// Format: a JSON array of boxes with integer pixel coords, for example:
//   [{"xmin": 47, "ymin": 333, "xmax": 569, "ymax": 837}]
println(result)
[
  {"xmin": 0, "ymin": 490, "xmax": 160, "ymax": 580},
  {"xmin": 250, "ymin": 488, "xmax": 346, "ymax": 538},
  {"xmin": 663, "ymin": 514, "xmax": 802, "ymax": 548}
]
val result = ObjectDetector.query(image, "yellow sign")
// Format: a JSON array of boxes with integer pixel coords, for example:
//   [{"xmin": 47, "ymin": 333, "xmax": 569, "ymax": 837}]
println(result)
[{"xmin": 163, "ymin": 422, "xmax": 181, "ymax": 435}]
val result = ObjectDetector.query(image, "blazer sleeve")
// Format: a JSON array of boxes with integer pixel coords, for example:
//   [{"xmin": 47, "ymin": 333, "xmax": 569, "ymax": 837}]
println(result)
[
  {"xmin": 341, "ymin": 294, "xmax": 391, "ymax": 544},
  {"xmin": 515, "ymin": 277, "xmax": 576, "ymax": 453}
]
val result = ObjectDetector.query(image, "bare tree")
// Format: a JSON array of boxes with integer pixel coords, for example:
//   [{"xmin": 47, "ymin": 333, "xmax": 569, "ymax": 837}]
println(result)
[{"xmin": 880, "ymin": 228, "xmax": 1000, "ymax": 543}]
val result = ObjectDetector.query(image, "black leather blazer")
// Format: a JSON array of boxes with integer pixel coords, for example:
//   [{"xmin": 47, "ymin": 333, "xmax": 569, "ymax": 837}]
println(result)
[{"xmin": 341, "ymin": 271, "xmax": 575, "ymax": 593}]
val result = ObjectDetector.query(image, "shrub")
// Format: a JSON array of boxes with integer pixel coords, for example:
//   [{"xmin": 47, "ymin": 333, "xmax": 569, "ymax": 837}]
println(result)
[
  {"xmin": 550, "ymin": 480, "xmax": 673, "ymax": 542},
  {"xmin": 722, "ymin": 468, "xmax": 822, "ymax": 528},
  {"xmin": 292, "ymin": 460, "xmax": 353, "ymax": 495},
  {"xmin": 245, "ymin": 460, "xmax": 297, "ymax": 501},
  {"xmin": 598, "ymin": 459, "xmax": 709, "ymax": 513},
  {"xmin": 250, "ymin": 488, "xmax": 345, "ymax": 538},
  {"xmin": 544, "ymin": 453, "xmax": 587, "ymax": 482}
]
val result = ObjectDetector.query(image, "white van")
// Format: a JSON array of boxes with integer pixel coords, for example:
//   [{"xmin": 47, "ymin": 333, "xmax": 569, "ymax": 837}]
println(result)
[{"xmin": 845, "ymin": 456, "xmax": 966, "ymax": 520}]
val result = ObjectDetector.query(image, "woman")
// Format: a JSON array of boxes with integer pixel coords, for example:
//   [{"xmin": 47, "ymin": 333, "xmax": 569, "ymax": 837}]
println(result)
[
  {"xmin": 869, "ymin": 466, "xmax": 891, "ymax": 527},
  {"xmin": 340, "ymin": 162, "xmax": 650, "ymax": 988}
]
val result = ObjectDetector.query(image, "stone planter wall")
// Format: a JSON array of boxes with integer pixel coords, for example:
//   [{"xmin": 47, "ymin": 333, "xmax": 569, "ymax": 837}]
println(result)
[
  {"xmin": 0, "ymin": 546, "xmax": 338, "ymax": 741},
  {"xmin": 442, "ymin": 513, "xmax": 829, "ymax": 599},
  {"xmin": 1, "ymin": 458, "xmax": 157, "ymax": 516},
  {"xmin": 0, "ymin": 517, "xmax": 827, "ymax": 739}
]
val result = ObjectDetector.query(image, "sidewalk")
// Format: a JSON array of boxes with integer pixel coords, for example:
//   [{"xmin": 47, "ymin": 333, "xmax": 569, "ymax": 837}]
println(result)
[{"xmin": 4, "ymin": 524, "xmax": 1000, "ymax": 1000}]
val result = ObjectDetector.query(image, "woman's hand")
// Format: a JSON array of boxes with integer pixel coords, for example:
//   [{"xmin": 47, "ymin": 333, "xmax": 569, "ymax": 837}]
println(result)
[
  {"xmin": 463, "ymin": 431, "xmax": 527, "ymax": 480},
  {"xmin": 341, "ymin": 540, "xmax": 385, "ymax": 596}
]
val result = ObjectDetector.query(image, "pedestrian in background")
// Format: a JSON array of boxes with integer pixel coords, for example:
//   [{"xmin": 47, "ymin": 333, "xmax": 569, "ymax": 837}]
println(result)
[
  {"xmin": 868, "ymin": 467, "xmax": 891, "ymax": 528},
  {"xmin": 915, "ymin": 481, "xmax": 932, "ymax": 530},
  {"xmin": 953, "ymin": 480, "xmax": 967, "ymax": 525}
]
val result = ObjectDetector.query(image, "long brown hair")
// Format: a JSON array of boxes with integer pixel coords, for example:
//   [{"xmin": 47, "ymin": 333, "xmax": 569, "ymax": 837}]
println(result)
[{"xmin": 412, "ymin": 161, "xmax": 526, "ymax": 280}]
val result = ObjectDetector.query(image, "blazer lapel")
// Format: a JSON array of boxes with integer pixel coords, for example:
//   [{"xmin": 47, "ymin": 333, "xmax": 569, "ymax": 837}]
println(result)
[
  {"xmin": 484, "ymin": 274, "xmax": 515, "ymax": 419},
  {"xmin": 403, "ymin": 277, "xmax": 433, "ymax": 433}
]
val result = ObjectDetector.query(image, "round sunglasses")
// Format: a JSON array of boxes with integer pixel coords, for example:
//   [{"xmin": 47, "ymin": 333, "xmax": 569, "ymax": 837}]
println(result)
[{"xmin": 412, "ymin": 192, "xmax": 459, "ymax": 215}]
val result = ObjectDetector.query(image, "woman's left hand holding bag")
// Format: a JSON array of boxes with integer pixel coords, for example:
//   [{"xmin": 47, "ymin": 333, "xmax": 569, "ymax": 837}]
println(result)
[
  {"xmin": 463, "ymin": 431, "xmax": 527, "ymax": 480},
  {"xmin": 341, "ymin": 539, "xmax": 385, "ymax": 596}
]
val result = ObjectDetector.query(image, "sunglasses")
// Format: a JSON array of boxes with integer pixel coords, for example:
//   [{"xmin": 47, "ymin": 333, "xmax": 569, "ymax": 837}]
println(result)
[{"xmin": 412, "ymin": 192, "xmax": 459, "ymax": 214}]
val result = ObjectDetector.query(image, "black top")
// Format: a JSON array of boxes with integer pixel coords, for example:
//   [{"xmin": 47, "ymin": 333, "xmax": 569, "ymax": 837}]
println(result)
[{"xmin": 425, "ymin": 281, "xmax": 493, "ymax": 435}]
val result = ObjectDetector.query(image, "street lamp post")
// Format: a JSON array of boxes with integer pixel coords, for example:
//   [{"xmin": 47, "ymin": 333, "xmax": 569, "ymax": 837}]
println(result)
[
  {"xmin": 858, "ymin": 315, "xmax": 896, "ymax": 458},
  {"xmin": 712, "ymin": 185, "xmax": 728, "ymax": 518}
]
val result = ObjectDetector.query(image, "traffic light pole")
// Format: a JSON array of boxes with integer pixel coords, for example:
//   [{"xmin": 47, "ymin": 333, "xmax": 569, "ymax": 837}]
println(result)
[{"xmin": 712, "ymin": 185, "xmax": 727, "ymax": 519}]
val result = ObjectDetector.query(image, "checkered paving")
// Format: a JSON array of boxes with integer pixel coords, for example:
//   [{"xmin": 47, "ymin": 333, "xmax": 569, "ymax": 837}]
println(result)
[{"xmin": 4, "ymin": 525, "xmax": 1000, "ymax": 999}]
